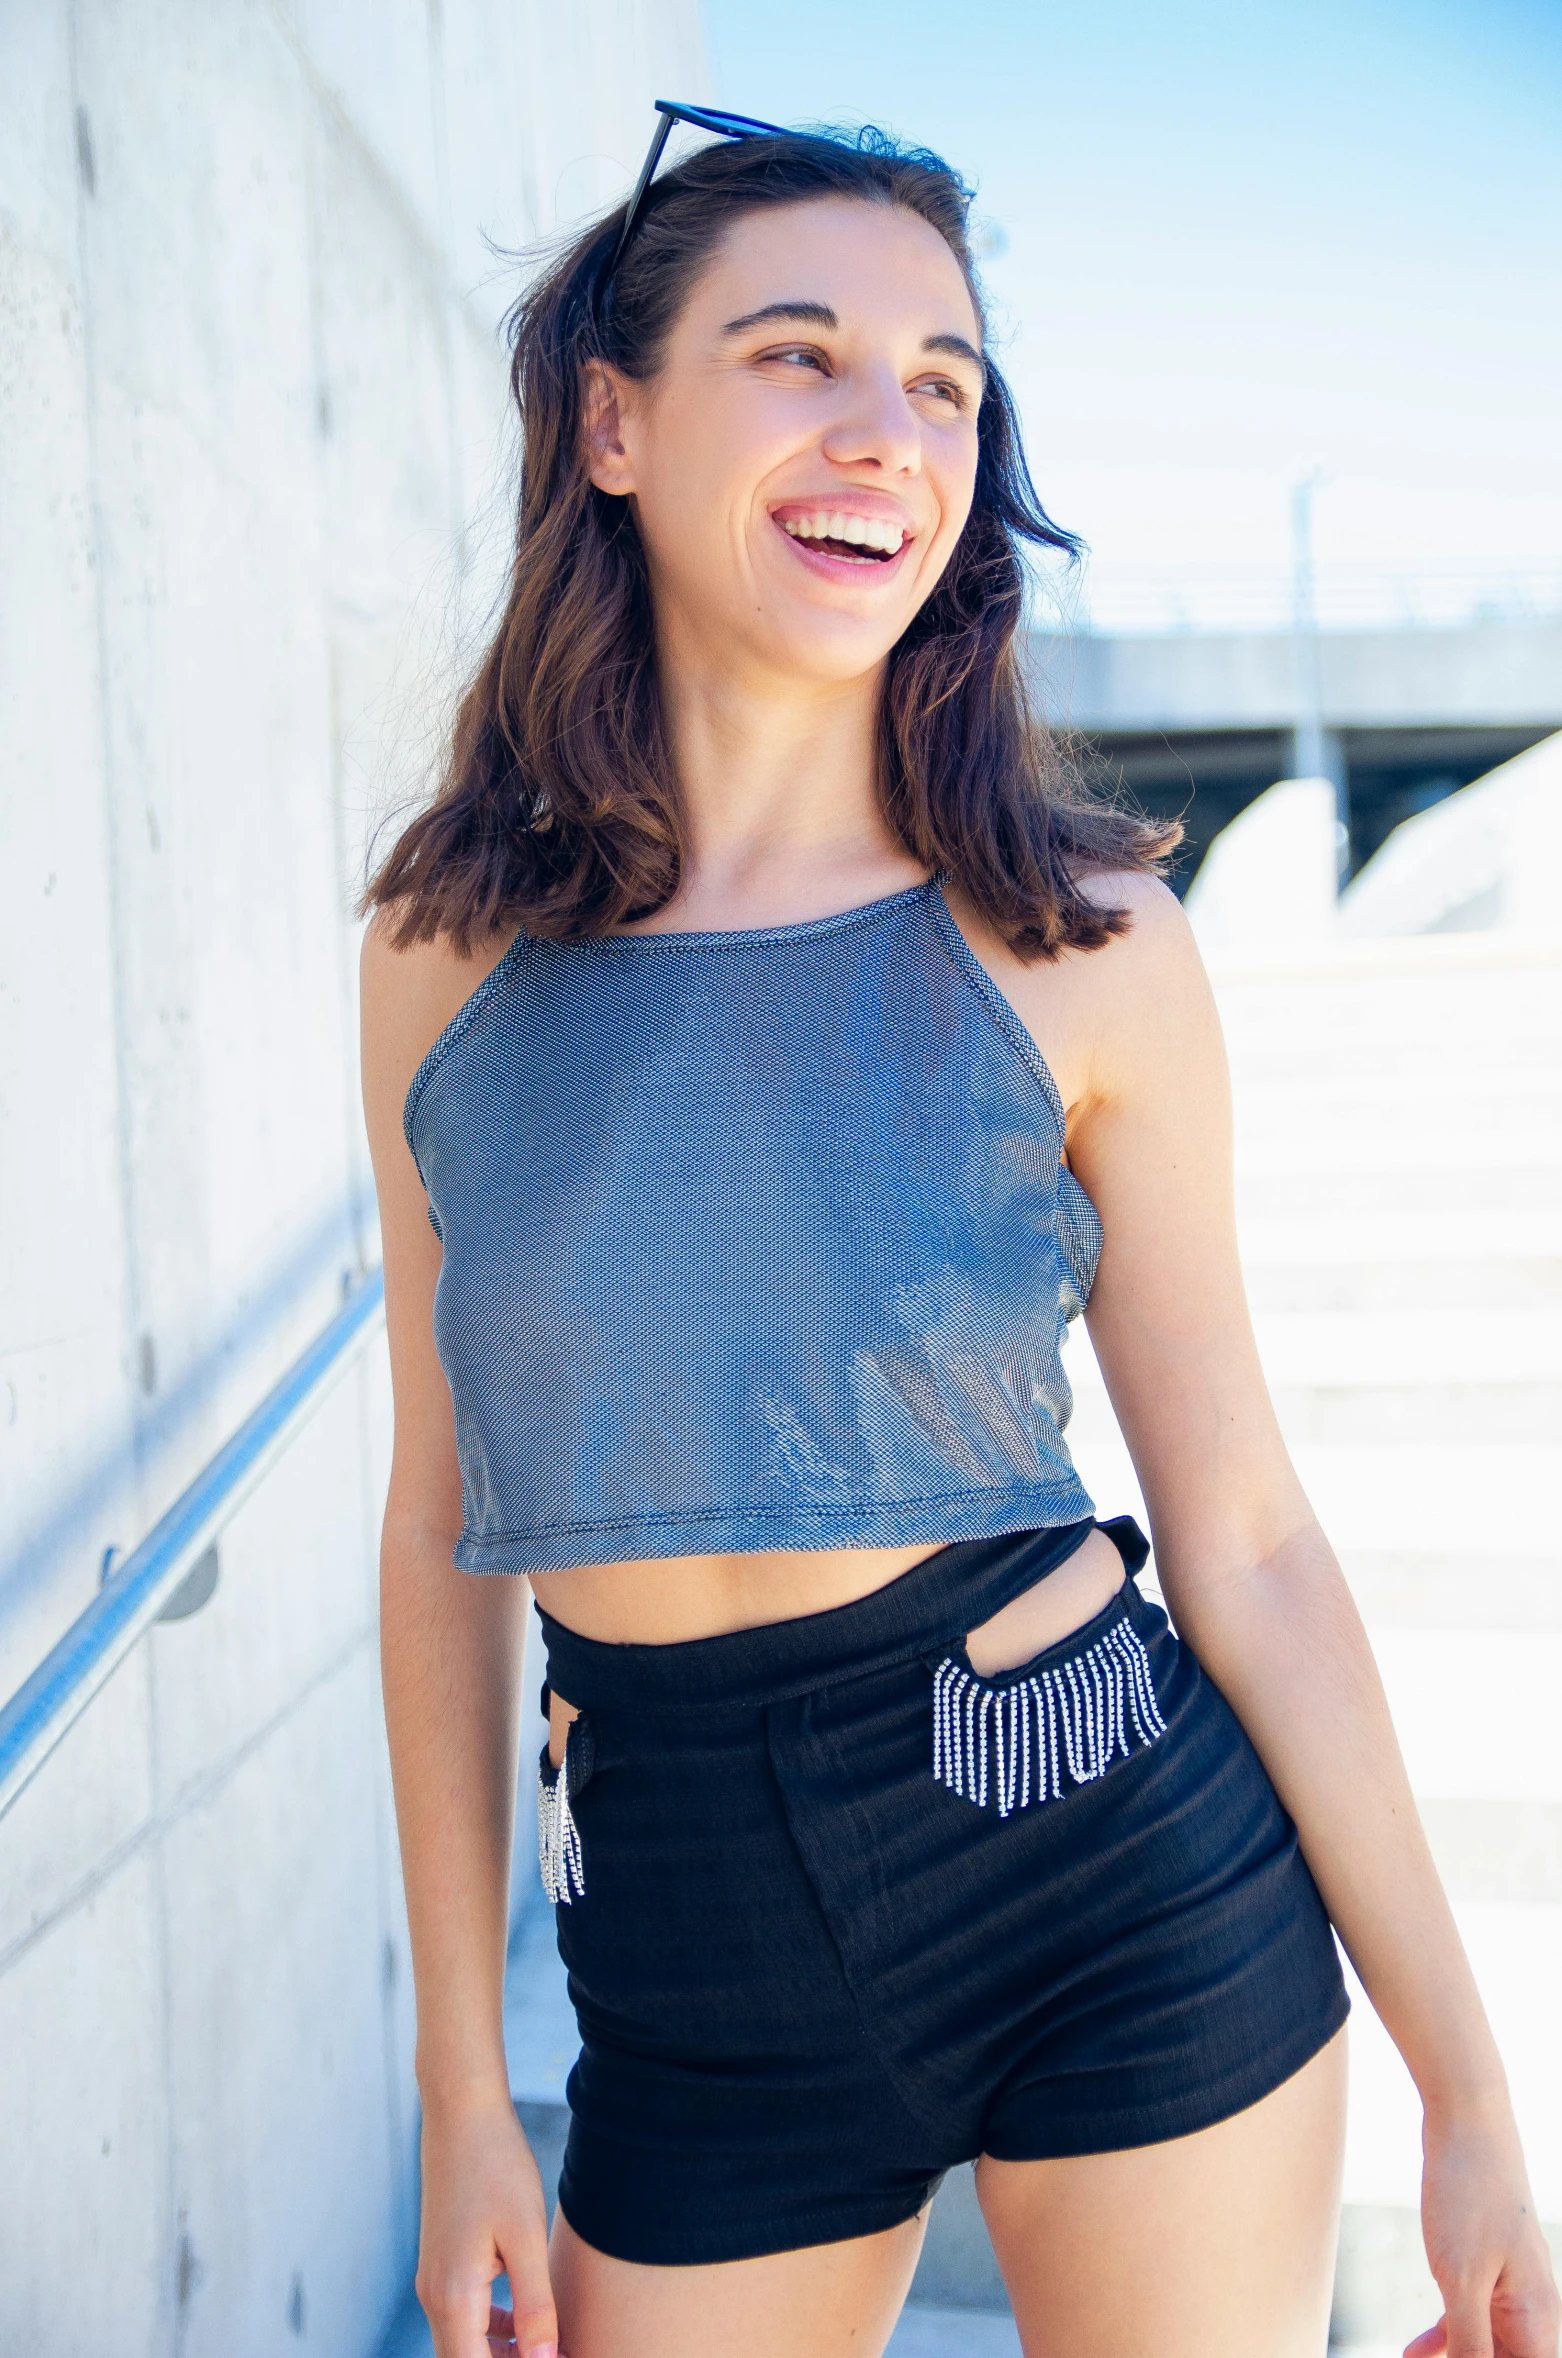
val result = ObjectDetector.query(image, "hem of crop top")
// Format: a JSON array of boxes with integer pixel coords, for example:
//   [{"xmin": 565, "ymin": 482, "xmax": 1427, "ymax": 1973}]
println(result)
[{"xmin": 451, "ymin": 1473, "xmax": 1099, "ymax": 1575}]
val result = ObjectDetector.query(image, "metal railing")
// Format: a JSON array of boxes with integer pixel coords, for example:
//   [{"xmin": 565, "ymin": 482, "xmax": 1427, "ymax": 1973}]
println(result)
[{"xmin": 0, "ymin": 1266, "xmax": 386, "ymax": 1822}]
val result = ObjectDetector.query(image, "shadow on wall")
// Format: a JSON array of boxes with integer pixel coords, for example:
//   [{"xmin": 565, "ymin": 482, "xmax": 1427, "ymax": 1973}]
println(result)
[{"xmin": 0, "ymin": 1188, "xmax": 375, "ymax": 1646}]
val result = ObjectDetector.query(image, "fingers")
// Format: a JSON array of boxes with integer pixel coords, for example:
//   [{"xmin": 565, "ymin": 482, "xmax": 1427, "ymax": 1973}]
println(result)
[
  {"xmin": 418, "ymin": 2265, "xmax": 508, "ymax": 2358},
  {"xmin": 485, "ymin": 2304, "xmax": 559, "ymax": 2357},
  {"xmin": 1492, "ymin": 2262, "xmax": 1562, "ymax": 2358},
  {"xmin": 498, "ymin": 2223, "xmax": 559, "ymax": 2358},
  {"xmin": 1443, "ymin": 2285, "xmax": 1498, "ymax": 2358},
  {"xmin": 1413, "ymin": 2263, "xmax": 1562, "ymax": 2358}
]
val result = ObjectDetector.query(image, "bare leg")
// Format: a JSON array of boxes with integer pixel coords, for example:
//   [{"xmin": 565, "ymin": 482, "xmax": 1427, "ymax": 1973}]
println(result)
[
  {"xmin": 549, "ymin": 2205, "xmax": 927, "ymax": 2358},
  {"xmin": 978, "ymin": 2028, "xmax": 1348, "ymax": 2358}
]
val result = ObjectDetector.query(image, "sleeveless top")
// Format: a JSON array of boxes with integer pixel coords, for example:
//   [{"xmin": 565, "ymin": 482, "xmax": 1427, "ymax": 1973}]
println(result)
[{"xmin": 404, "ymin": 877, "xmax": 1101, "ymax": 1573}]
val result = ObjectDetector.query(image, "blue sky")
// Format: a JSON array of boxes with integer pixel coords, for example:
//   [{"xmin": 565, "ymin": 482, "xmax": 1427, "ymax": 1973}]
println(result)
[{"xmin": 699, "ymin": 0, "xmax": 1562, "ymax": 627}]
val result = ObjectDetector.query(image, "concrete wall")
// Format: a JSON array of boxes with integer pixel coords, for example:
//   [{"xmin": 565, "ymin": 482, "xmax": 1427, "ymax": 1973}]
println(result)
[{"xmin": 0, "ymin": 5, "xmax": 704, "ymax": 2352}]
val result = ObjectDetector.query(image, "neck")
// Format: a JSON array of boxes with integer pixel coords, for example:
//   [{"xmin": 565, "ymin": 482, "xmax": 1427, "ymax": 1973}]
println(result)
[{"xmin": 649, "ymin": 630, "xmax": 927, "ymax": 931}]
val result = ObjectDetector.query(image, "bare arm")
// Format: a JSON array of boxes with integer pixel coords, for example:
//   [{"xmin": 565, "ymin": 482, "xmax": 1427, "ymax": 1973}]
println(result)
[
  {"xmin": 361, "ymin": 918, "xmax": 558, "ymax": 2358},
  {"xmin": 1057, "ymin": 879, "xmax": 1558, "ymax": 2358}
]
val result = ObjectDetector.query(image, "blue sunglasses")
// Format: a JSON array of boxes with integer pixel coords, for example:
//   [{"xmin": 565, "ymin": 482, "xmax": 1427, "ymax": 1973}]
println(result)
[{"xmin": 601, "ymin": 100, "xmax": 793, "ymax": 296}]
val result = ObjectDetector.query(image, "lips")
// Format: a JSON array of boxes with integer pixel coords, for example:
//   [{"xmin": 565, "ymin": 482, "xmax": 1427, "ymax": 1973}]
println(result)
[{"xmin": 770, "ymin": 503, "xmax": 913, "ymax": 571}]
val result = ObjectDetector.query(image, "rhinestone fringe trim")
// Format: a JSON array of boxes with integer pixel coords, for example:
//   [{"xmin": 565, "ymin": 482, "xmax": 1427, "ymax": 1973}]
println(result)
[
  {"xmin": 932, "ymin": 1619, "xmax": 1167, "ymax": 1817},
  {"xmin": 538, "ymin": 1758, "xmax": 585, "ymax": 1904}
]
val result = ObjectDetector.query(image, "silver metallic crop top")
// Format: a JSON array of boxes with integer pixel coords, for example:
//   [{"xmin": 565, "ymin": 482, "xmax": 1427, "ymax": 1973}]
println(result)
[{"xmin": 403, "ymin": 877, "xmax": 1100, "ymax": 1572}]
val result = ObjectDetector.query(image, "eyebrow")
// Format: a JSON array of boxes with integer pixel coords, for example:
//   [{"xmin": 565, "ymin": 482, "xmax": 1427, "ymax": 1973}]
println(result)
[
  {"xmin": 720, "ymin": 300, "xmax": 838, "ymax": 334},
  {"xmin": 922, "ymin": 330, "xmax": 985, "ymax": 375},
  {"xmin": 720, "ymin": 301, "xmax": 986, "ymax": 376}
]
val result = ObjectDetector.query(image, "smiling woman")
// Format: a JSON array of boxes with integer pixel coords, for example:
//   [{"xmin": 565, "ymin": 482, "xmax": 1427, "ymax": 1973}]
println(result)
[
  {"xmin": 366, "ymin": 129, "xmax": 1169, "ymax": 955},
  {"xmin": 357, "ymin": 112, "xmax": 1558, "ymax": 2358}
]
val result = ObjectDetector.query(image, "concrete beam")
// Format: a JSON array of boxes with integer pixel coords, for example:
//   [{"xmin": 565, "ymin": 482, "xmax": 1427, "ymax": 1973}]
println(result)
[{"xmin": 1035, "ymin": 617, "xmax": 1562, "ymax": 734}]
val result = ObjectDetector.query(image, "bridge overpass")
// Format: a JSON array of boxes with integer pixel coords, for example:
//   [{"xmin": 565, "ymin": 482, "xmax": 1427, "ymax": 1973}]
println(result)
[{"xmin": 1029, "ymin": 613, "xmax": 1562, "ymax": 884}]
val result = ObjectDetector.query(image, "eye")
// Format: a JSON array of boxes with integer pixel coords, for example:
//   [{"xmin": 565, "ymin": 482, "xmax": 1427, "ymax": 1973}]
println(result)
[
  {"xmin": 755, "ymin": 343, "xmax": 831, "ymax": 374},
  {"xmin": 911, "ymin": 374, "xmax": 970, "ymax": 410}
]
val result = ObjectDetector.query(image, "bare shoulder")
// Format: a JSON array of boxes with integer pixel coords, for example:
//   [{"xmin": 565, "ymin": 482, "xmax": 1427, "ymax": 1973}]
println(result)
[
  {"xmin": 360, "ymin": 909, "xmax": 519, "ymax": 1115},
  {"xmin": 941, "ymin": 868, "xmax": 1211, "ymax": 1114},
  {"xmin": 1077, "ymin": 867, "xmax": 1195, "ymax": 959},
  {"xmin": 1071, "ymin": 867, "xmax": 1209, "ymax": 1001},
  {"xmin": 1067, "ymin": 868, "xmax": 1226, "ymax": 1107}
]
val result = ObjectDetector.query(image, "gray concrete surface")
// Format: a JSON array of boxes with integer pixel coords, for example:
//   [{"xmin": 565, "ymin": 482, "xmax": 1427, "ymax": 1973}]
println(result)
[
  {"xmin": 1038, "ymin": 614, "xmax": 1562, "ymax": 733},
  {"xmin": 0, "ymin": 6, "xmax": 702, "ymax": 2353},
  {"xmin": 1066, "ymin": 923, "xmax": 1562, "ymax": 2347}
]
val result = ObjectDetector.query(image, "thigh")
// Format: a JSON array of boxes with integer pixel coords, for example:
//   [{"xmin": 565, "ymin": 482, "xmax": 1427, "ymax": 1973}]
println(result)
[
  {"xmin": 977, "ymin": 2029, "xmax": 1347, "ymax": 2358},
  {"xmin": 549, "ymin": 2205, "xmax": 927, "ymax": 2358}
]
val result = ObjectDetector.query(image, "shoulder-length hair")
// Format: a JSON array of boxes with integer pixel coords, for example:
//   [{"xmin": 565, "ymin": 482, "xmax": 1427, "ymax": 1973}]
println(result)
[{"xmin": 366, "ymin": 126, "xmax": 1176, "ymax": 958}]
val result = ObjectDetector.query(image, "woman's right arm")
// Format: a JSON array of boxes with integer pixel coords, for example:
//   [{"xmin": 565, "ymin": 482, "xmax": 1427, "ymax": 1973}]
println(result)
[{"xmin": 360, "ymin": 918, "xmax": 559, "ymax": 2358}]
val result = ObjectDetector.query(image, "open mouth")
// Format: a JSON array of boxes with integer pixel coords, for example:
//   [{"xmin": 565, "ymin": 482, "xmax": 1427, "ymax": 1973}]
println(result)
[{"xmin": 775, "ymin": 509, "xmax": 908, "ymax": 566}]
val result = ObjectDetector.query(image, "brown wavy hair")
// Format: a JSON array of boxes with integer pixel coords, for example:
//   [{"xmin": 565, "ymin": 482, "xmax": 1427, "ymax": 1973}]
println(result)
[{"xmin": 367, "ymin": 126, "xmax": 1176, "ymax": 958}]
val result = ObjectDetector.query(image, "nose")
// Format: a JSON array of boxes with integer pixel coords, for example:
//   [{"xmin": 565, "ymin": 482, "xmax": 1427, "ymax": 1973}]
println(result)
[{"xmin": 818, "ymin": 362, "xmax": 923, "ymax": 476}]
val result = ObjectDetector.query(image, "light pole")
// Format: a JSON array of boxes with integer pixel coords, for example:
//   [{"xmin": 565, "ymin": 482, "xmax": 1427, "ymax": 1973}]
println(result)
[{"xmin": 1290, "ymin": 468, "xmax": 1349, "ymax": 875}]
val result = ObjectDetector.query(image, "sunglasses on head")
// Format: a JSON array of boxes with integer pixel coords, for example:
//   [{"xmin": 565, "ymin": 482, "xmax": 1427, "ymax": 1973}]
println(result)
[{"xmin": 600, "ymin": 99, "xmax": 794, "ymax": 300}]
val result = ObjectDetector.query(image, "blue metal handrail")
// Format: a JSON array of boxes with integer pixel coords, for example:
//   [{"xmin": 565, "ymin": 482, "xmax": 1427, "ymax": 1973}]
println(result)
[{"xmin": 0, "ymin": 1266, "xmax": 386, "ymax": 1823}]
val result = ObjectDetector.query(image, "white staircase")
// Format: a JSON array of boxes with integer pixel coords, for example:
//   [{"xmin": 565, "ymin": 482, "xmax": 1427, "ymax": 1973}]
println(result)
[{"xmin": 1068, "ymin": 928, "xmax": 1562, "ymax": 2351}]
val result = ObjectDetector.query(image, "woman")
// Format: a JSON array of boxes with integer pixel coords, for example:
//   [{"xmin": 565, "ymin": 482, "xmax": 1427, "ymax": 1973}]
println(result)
[{"xmin": 360, "ymin": 117, "xmax": 1557, "ymax": 2358}]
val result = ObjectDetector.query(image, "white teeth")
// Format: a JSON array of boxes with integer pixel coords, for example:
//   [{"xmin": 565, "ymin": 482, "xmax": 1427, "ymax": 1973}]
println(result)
[{"xmin": 778, "ymin": 511, "xmax": 906, "ymax": 554}]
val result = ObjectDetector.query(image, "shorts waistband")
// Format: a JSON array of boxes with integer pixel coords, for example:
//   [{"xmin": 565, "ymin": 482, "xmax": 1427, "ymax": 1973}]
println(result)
[{"xmin": 536, "ymin": 1517, "xmax": 1149, "ymax": 1715}]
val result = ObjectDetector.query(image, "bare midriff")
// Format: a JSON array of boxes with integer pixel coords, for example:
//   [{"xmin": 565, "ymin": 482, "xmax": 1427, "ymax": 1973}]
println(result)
[{"xmin": 538, "ymin": 1527, "xmax": 1129, "ymax": 1759}]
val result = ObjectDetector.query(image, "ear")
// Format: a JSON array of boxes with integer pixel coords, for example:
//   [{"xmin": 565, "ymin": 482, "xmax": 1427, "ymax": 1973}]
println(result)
[{"xmin": 582, "ymin": 360, "xmax": 636, "ymax": 497}]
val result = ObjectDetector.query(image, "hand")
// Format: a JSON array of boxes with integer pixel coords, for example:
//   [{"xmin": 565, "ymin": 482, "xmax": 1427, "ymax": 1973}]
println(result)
[
  {"xmin": 415, "ymin": 2089, "xmax": 563, "ymax": 2358},
  {"xmin": 1406, "ymin": 2105, "xmax": 1560, "ymax": 2358}
]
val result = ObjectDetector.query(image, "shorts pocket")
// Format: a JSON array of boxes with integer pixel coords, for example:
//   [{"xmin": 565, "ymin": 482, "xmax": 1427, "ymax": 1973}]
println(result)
[
  {"xmin": 537, "ymin": 1712, "xmax": 594, "ymax": 1905},
  {"xmin": 929, "ymin": 1603, "xmax": 1167, "ymax": 1818}
]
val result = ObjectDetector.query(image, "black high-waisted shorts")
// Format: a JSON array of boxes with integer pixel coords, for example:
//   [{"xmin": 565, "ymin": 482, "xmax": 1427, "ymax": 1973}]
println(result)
[{"xmin": 535, "ymin": 1518, "xmax": 1348, "ymax": 2268}]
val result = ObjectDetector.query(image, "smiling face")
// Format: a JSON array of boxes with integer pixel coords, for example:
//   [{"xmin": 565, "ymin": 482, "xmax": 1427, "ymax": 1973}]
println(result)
[{"xmin": 585, "ymin": 197, "xmax": 986, "ymax": 691}]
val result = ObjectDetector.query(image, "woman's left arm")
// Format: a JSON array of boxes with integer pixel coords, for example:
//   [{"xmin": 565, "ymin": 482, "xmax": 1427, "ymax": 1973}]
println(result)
[{"xmin": 1056, "ymin": 877, "xmax": 1558, "ymax": 2358}]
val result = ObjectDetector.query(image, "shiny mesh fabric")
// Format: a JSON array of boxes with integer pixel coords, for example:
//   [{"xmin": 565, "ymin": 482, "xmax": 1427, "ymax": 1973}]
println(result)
[{"xmin": 403, "ymin": 879, "xmax": 1101, "ymax": 1573}]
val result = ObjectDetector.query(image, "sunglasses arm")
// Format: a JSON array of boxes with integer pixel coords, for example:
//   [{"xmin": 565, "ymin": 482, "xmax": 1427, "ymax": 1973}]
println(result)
[{"xmin": 610, "ymin": 111, "xmax": 678, "ymax": 271}]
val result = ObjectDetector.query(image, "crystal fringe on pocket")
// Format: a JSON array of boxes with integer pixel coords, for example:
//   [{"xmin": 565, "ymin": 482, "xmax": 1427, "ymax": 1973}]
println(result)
[
  {"xmin": 538, "ymin": 1747, "xmax": 586, "ymax": 1904},
  {"xmin": 932, "ymin": 1616, "xmax": 1167, "ymax": 1817}
]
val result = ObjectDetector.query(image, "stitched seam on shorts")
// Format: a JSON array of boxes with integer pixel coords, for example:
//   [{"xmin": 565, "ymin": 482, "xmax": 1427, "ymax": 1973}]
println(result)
[{"xmin": 759, "ymin": 1703, "xmax": 962, "ymax": 2145}]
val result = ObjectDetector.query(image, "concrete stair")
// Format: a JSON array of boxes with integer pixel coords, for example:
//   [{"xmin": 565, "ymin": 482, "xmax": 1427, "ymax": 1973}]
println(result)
[{"xmin": 1069, "ymin": 929, "xmax": 1562, "ymax": 2352}]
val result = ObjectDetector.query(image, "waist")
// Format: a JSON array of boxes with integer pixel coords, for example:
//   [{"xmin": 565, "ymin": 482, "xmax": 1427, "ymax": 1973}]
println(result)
[
  {"xmin": 530, "ymin": 1538, "xmax": 949, "ymax": 1646},
  {"xmin": 536, "ymin": 1518, "xmax": 1148, "ymax": 1715}
]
